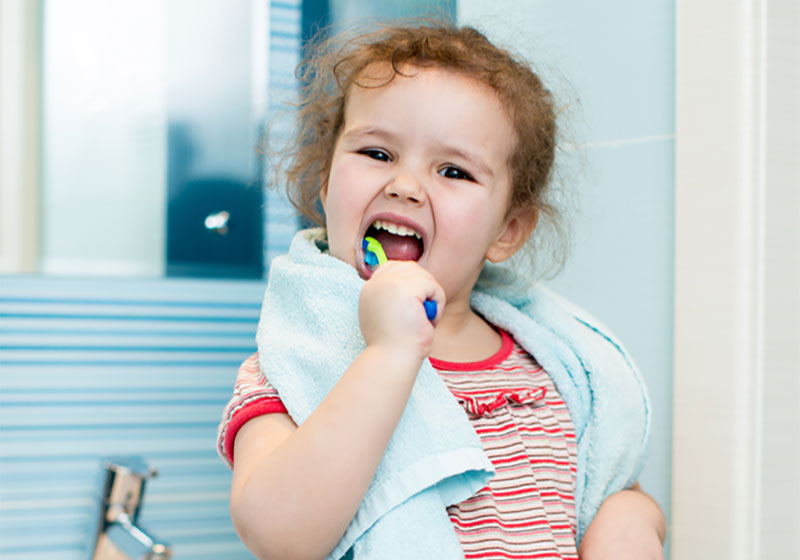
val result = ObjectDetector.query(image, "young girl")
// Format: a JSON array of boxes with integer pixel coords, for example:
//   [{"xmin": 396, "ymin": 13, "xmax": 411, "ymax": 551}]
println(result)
[{"xmin": 217, "ymin": 23, "xmax": 665, "ymax": 560}]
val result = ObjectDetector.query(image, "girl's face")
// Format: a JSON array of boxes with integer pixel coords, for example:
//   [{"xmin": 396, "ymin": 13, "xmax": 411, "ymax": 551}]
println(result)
[{"xmin": 321, "ymin": 66, "xmax": 531, "ymax": 307}]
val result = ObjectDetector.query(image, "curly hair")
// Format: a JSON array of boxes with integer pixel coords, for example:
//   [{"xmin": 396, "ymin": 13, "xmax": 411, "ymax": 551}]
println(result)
[{"xmin": 273, "ymin": 20, "xmax": 568, "ymax": 272}]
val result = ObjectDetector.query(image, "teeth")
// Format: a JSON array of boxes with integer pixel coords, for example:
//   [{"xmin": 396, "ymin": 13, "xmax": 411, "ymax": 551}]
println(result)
[{"xmin": 372, "ymin": 219, "xmax": 421, "ymax": 240}]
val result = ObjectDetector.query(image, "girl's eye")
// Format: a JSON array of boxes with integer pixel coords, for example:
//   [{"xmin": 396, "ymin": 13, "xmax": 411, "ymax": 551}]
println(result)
[
  {"xmin": 439, "ymin": 165, "xmax": 474, "ymax": 182},
  {"xmin": 360, "ymin": 149, "xmax": 391, "ymax": 162}
]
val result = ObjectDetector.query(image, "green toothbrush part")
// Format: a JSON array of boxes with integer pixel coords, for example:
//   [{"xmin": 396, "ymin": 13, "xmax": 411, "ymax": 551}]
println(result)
[{"xmin": 363, "ymin": 236, "xmax": 388, "ymax": 267}]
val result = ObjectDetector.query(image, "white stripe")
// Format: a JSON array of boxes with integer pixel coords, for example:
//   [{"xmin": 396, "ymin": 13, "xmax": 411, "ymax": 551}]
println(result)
[{"xmin": 563, "ymin": 133, "xmax": 675, "ymax": 151}]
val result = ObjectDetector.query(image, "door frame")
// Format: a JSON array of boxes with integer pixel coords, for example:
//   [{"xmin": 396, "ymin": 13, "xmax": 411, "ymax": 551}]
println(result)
[{"xmin": 672, "ymin": 0, "xmax": 800, "ymax": 557}]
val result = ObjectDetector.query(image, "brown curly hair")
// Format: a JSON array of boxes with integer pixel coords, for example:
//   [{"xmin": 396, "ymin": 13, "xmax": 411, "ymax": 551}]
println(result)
[{"xmin": 274, "ymin": 20, "xmax": 566, "ymax": 270}]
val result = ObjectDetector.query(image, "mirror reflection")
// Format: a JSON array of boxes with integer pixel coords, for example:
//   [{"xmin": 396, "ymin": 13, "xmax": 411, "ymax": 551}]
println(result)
[
  {"xmin": 12, "ymin": 0, "xmax": 454, "ymax": 280},
  {"xmin": 40, "ymin": 0, "xmax": 271, "ymax": 278}
]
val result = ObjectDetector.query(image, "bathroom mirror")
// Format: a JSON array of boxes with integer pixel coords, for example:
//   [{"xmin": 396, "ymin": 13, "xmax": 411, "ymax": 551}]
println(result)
[
  {"xmin": 38, "ymin": 0, "xmax": 272, "ymax": 279},
  {"xmin": 2, "ymin": 0, "xmax": 454, "ymax": 281}
]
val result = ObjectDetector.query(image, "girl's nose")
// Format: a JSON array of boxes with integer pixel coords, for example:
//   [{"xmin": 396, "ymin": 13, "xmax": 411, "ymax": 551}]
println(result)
[{"xmin": 384, "ymin": 173, "xmax": 426, "ymax": 205}]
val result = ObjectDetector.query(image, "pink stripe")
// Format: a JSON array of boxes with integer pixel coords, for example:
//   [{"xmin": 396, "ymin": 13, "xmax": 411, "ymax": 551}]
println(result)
[
  {"xmin": 453, "ymin": 526, "xmax": 556, "ymax": 537},
  {"xmin": 464, "ymin": 551, "xmax": 570, "ymax": 559}
]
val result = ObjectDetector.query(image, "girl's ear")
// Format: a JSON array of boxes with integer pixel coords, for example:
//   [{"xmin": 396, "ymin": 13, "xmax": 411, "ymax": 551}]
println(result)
[{"xmin": 485, "ymin": 208, "xmax": 538, "ymax": 263}]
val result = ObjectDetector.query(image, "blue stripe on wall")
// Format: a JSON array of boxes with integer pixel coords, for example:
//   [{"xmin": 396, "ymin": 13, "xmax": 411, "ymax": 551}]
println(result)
[{"xmin": 264, "ymin": 0, "xmax": 302, "ymax": 271}]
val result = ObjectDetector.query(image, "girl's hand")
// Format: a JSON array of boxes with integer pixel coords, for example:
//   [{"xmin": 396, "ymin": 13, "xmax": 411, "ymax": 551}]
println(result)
[
  {"xmin": 358, "ymin": 260, "xmax": 445, "ymax": 362},
  {"xmin": 578, "ymin": 483, "xmax": 666, "ymax": 560}
]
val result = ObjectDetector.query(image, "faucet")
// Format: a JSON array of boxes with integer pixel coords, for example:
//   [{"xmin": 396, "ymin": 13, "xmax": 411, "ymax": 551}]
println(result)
[{"xmin": 86, "ymin": 457, "xmax": 172, "ymax": 560}]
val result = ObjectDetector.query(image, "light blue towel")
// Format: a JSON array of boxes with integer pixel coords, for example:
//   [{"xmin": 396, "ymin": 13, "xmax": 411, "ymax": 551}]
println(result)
[
  {"xmin": 471, "ymin": 263, "xmax": 651, "ymax": 540},
  {"xmin": 256, "ymin": 228, "xmax": 649, "ymax": 558}
]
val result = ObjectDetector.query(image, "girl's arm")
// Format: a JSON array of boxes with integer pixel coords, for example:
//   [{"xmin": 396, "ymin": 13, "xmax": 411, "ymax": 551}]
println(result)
[
  {"xmin": 230, "ymin": 346, "xmax": 421, "ymax": 559},
  {"xmin": 229, "ymin": 261, "xmax": 444, "ymax": 560},
  {"xmin": 577, "ymin": 482, "xmax": 666, "ymax": 560}
]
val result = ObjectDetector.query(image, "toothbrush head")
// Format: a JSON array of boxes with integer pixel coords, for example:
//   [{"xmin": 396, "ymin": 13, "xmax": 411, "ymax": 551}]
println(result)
[
  {"xmin": 364, "ymin": 251, "xmax": 379, "ymax": 267},
  {"xmin": 362, "ymin": 237, "xmax": 388, "ymax": 268}
]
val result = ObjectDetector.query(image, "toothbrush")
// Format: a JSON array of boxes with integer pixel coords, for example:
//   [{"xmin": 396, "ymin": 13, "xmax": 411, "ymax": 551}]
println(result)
[{"xmin": 362, "ymin": 236, "xmax": 438, "ymax": 321}]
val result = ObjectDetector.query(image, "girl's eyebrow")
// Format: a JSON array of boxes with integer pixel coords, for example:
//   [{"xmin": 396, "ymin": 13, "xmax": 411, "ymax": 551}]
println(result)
[
  {"xmin": 342, "ymin": 126, "xmax": 495, "ymax": 179},
  {"xmin": 434, "ymin": 143, "xmax": 495, "ymax": 179},
  {"xmin": 341, "ymin": 126, "xmax": 398, "ymax": 143}
]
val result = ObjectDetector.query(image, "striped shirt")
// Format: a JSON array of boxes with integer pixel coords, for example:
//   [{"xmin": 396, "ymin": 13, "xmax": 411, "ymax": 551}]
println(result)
[{"xmin": 217, "ymin": 330, "xmax": 578, "ymax": 559}]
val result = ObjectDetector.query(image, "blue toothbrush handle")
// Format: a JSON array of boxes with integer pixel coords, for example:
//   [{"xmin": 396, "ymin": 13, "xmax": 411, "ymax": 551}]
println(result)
[{"xmin": 423, "ymin": 299, "xmax": 437, "ymax": 321}]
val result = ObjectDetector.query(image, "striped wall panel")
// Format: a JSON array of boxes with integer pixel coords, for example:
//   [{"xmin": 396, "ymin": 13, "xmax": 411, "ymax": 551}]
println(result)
[
  {"xmin": 264, "ymin": 0, "xmax": 303, "ymax": 271},
  {"xmin": 0, "ymin": 276, "xmax": 265, "ymax": 559}
]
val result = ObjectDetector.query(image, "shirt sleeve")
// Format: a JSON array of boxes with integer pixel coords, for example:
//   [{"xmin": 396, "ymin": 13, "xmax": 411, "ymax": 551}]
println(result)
[{"xmin": 216, "ymin": 353, "xmax": 288, "ymax": 468}]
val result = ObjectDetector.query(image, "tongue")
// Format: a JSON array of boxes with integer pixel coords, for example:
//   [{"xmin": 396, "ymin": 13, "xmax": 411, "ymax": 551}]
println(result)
[{"xmin": 373, "ymin": 230, "xmax": 423, "ymax": 261}]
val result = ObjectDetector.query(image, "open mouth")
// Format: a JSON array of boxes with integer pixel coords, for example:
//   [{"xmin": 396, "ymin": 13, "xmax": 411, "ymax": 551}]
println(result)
[{"xmin": 364, "ymin": 219, "xmax": 424, "ymax": 263}]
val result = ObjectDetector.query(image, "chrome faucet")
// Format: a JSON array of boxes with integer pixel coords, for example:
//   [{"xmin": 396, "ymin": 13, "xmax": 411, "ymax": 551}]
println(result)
[{"xmin": 86, "ymin": 457, "xmax": 172, "ymax": 560}]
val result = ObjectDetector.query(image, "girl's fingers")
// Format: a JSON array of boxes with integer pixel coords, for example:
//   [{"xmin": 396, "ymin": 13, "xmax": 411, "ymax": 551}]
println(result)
[
  {"xmin": 359, "ymin": 260, "xmax": 444, "ymax": 353},
  {"xmin": 373, "ymin": 261, "xmax": 445, "ymax": 319}
]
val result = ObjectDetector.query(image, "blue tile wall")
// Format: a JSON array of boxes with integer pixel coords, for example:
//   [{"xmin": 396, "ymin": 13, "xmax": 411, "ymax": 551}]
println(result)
[
  {"xmin": 0, "ymin": 275, "xmax": 266, "ymax": 558},
  {"xmin": 0, "ymin": 276, "xmax": 264, "ymax": 559}
]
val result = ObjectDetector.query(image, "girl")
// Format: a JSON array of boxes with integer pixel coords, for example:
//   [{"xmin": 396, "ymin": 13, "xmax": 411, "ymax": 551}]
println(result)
[{"xmin": 217, "ymin": 22, "xmax": 665, "ymax": 560}]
